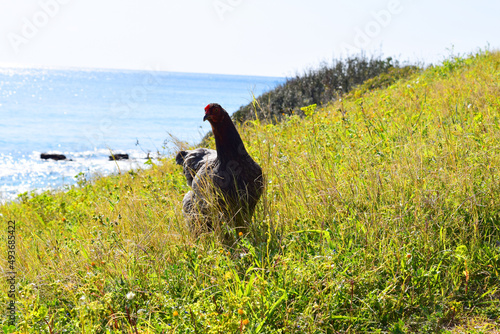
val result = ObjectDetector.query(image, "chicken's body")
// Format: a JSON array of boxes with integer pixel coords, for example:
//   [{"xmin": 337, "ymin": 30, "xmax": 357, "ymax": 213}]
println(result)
[{"xmin": 176, "ymin": 104, "xmax": 264, "ymax": 235}]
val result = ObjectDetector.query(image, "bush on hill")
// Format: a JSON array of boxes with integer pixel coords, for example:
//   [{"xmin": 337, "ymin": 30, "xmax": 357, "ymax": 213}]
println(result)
[{"xmin": 232, "ymin": 55, "xmax": 419, "ymax": 122}]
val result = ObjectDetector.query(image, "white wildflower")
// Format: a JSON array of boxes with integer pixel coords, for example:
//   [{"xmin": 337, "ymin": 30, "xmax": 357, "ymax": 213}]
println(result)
[{"xmin": 126, "ymin": 292, "xmax": 136, "ymax": 300}]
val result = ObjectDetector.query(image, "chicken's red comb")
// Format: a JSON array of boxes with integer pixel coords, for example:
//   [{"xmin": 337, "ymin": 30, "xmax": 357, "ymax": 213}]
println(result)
[{"xmin": 204, "ymin": 104, "xmax": 211, "ymax": 113}]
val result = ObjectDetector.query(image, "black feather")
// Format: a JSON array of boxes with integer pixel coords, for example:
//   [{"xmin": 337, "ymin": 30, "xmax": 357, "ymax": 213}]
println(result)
[{"xmin": 176, "ymin": 104, "xmax": 264, "ymax": 235}]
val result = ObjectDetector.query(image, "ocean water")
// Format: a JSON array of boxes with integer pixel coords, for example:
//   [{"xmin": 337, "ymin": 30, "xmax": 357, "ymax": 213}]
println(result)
[{"xmin": 0, "ymin": 67, "xmax": 284, "ymax": 202}]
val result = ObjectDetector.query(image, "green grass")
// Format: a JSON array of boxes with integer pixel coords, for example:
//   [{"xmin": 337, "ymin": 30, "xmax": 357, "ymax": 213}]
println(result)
[{"xmin": 1, "ymin": 50, "xmax": 500, "ymax": 333}]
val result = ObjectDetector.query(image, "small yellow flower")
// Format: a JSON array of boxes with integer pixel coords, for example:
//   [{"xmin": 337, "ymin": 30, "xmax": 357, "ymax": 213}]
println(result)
[
  {"xmin": 62, "ymin": 217, "xmax": 66, "ymax": 222},
  {"xmin": 242, "ymin": 319, "xmax": 249, "ymax": 325},
  {"xmin": 238, "ymin": 309, "xmax": 244, "ymax": 315},
  {"xmin": 173, "ymin": 311, "xmax": 179, "ymax": 317},
  {"xmin": 238, "ymin": 232, "xmax": 243, "ymax": 236}
]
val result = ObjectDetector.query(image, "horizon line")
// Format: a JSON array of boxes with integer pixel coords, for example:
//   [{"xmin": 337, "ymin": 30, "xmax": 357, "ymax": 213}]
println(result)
[{"xmin": 0, "ymin": 63, "xmax": 287, "ymax": 79}]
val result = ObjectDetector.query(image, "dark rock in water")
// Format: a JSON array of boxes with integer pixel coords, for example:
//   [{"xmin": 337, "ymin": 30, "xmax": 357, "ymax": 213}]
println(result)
[
  {"xmin": 109, "ymin": 153, "xmax": 129, "ymax": 161},
  {"xmin": 41, "ymin": 153, "xmax": 67, "ymax": 161}
]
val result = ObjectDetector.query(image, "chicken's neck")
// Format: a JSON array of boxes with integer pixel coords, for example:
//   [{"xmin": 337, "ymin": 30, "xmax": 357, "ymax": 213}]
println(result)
[{"xmin": 211, "ymin": 117, "xmax": 249, "ymax": 165}]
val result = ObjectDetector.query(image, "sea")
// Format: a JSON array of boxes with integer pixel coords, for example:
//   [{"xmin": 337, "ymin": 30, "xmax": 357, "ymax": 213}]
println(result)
[{"xmin": 0, "ymin": 67, "xmax": 284, "ymax": 203}]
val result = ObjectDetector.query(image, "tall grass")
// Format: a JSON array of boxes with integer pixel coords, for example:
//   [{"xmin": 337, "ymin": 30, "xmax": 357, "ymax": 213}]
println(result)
[{"xmin": 1, "ymin": 51, "xmax": 499, "ymax": 333}]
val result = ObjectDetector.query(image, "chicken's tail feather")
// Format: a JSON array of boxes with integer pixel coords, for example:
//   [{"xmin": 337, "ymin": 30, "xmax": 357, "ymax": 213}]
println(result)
[{"xmin": 175, "ymin": 150, "xmax": 188, "ymax": 166}]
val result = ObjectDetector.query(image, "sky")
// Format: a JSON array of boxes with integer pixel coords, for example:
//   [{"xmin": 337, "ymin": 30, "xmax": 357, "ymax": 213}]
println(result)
[{"xmin": 0, "ymin": 0, "xmax": 498, "ymax": 77}]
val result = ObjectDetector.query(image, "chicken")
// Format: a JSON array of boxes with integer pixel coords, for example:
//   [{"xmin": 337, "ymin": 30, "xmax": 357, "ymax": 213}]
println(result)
[{"xmin": 176, "ymin": 103, "xmax": 264, "ymax": 236}]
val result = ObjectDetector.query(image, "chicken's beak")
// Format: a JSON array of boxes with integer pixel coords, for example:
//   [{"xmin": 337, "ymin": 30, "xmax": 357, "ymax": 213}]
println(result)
[{"xmin": 203, "ymin": 115, "xmax": 211, "ymax": 122}]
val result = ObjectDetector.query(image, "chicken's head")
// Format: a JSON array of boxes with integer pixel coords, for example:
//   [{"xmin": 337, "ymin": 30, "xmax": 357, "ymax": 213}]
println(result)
[{"xmin": 204, "ymin": 103, "xmax": 226, "ymax": 123}]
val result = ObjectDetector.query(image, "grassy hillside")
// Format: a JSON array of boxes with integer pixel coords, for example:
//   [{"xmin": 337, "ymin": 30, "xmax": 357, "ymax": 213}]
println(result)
[
  {"xmin": 1, "ymin": 51, "xmax": 500, "ymax": 333},
  {"xmin": 232, "ymin": 55, "xmax": 418, "ymax": 123}
]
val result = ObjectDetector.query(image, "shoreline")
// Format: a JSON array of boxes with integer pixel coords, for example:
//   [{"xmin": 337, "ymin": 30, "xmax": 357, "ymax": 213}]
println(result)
[{"xmin": 0, "ymin": 148, "xmax": 162, "ymax": 203}]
